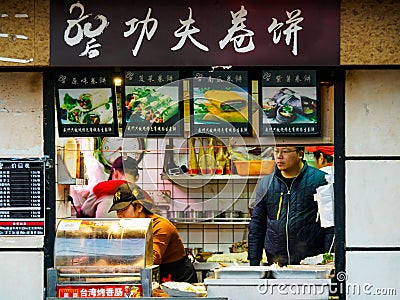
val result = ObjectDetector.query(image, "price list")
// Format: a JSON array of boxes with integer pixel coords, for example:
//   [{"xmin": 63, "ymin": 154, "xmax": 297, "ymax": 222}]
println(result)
[{"xmin": 0, "ymin": 159, "xmax": 45, "ymax": 236}]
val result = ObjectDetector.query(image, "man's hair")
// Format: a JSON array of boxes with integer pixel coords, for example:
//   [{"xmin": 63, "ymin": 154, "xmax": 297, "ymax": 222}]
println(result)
[
  {"xmin": 132, "ymin": 202, "xmax": 152, "ymax": 215},
  {"xmin": 313, "ymin": 150, "xmax": 334, "ymax": 163},
  {"xmin": 109, "ymin": 156, "xmax": 140, "ymax": 180},
  {"xmin": 116, "ymin": 164, "xmax": 139, "ymax": 178}
]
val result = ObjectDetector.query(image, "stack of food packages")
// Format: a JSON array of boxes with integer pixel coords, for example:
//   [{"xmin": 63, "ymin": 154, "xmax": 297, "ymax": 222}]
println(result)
[{"xmin": 188, "ymin": 137, "xmax": 231, "ymax": 175}]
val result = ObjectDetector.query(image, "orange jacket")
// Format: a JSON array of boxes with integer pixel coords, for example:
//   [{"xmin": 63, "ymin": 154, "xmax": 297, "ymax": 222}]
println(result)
[{"xmin": 150, "ymin": 214, "xmax": 186, "ymax": 265}]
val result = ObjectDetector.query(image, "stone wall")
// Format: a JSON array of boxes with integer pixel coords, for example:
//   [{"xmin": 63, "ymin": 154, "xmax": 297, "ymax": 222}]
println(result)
[{"xmin": 341, "ymin": 0, "xmax": 400, "ymax": 65}]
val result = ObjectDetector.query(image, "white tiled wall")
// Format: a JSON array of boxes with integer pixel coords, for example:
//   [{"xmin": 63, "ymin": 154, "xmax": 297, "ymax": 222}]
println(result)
[
  {"xmin": 346, "ymin": 251, "xmax": 400, "ymax": 299},
  {"xmin": 345, "ymin": 70, "xmax": 400, "ymax": 156},
  {"xmin": 346, "ymin": 160, "xmax": 400, "ymax": 247},
  {"xmin": 0, "ymin": 252, "xmax": 44, "ymax": 300},
  {"xmin": 345, "ymin": 70, "xmax": 400, "ymax": 298},
  {"xmin": 141, "ymin": 137, "xmax": 257, "ymax": 252},
  {"xmin": 177, "ymin": 224, "xmax": 248, "ymax": 253}
]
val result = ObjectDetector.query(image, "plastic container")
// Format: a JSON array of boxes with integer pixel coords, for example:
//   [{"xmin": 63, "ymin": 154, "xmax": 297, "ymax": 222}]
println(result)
[
  {"xmin": 234, "ymin": 160, "xmax": 275, "ymax": 176},
  {"xmin": 214, "ymin": 266, "xmax": 270, "ymax": 279}
]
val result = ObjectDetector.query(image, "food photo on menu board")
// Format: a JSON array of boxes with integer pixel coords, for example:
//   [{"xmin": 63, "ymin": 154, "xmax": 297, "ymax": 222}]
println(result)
[
  {"xmin": 123, "ymin": 70, "xmax": 183, "ymax": 137},
  {"xmin": 58, "ymin": 88, "xmax": 114, "ymax": 125},
  {"xmin": 55, "ymin": 71, "xmax": 118, "ymax": 137},
  {"xmin": 259, "ymin": 70, "xmax": 320, "ymax": 136},
  {"xmin": 125, "ymin": 87, "xmax": 179, "ymax": 125},
  {"xmin": 191, "ymin": 70, "xmax": 251, "ymax": 137},
  {"xmin": 194, "ymin": 89, "xmax": 248, "ymax": 123}
]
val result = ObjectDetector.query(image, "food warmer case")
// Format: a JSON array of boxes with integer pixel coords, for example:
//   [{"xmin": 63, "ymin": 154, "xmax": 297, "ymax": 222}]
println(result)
[{"xmin": 46, "ymin": 218, "xmax": 159, "ymax": 299}]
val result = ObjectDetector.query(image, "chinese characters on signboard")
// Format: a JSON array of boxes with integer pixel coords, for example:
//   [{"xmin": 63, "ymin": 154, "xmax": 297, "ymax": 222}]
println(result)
[
  {"xmin": 50, "ymin": 0, "xmax": 340, "ymax": 66},
  {"xmin": 57, "ymin": 284, "xmax": 142, "ymax": 298},
  {"xmin": 259, "ymin": 70, "xmax": 320, "ymax": 136},
  {"xmin": 123, "ymin": 71, "xmax": 183, "ymax": 137},
  {"xmin": 63, "ymin": 2, "xmax": 109, "ymax": 59},
  {"xmin": 191, "ymin": 70, "xmax": 251, "ymax": 137},
  {"xmin": 55, "ymin": 71, "xmax": 118, "ymax": 137},
  {"xmin": 0, "ymin": 159, "xmax": 45, "ymax": 236}
]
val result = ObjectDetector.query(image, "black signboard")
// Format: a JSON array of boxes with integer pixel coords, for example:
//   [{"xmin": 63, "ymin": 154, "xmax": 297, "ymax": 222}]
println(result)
[
  {"xmin": 50, "ymin": 0, "xmax": 340, "ymax": 67},
  {"xmin": 55, "ymin": 70, "xmax": 119, "ymax": 137},
  {"xmin": 0, "ymin": 158, "xmax": 45, "ymax": 236},
  {"xmin": 190, "ymin": 70, "xmax": 251, "ymax": 137},
  {"xmin": 259, "ymin": 69, "xmax": 320, "ymax": 136},
  {"xmin": 122, "ymin": 71, "xmax": 183, "ymax": 137}
]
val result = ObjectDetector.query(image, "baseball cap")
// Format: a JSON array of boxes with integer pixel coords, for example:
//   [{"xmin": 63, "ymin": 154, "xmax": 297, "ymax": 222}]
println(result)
[
  {"xmin": 306, "ymin": 146, "xmax": 334, "ymax": 157},
  {"xmin": 108, "ymin": 182, "xmax": 154, "ymax": 213}
]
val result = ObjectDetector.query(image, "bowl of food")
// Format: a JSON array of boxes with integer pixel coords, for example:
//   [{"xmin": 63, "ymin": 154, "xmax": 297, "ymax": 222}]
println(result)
[
  {"xmin": 301, "ymin": 96, "xmax": 317, "ymax": 115},
  {"xmin": 276, "ymin": 104, "xmax": 296, "ymax": 123},
  {"xmin": 234, "ymin": 160, "xmax": 275, "ymax": 176},
  {"xmin": 162, "ymin": 282, "xmax": 206, "ymax": 297},
  {"xmin": 263, "ymin": 99, "xmax": 278, "ymax": 118}
]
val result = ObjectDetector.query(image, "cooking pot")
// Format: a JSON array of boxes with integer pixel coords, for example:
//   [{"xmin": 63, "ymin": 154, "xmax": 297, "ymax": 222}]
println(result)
[
  {"xmin": 202, "ymin": 210, "xmax": 221, "ymax": 220},
  {"xmin": 241, "ymin": 212, "xmax": 250, "ymax": 218},
  {"xmin": 184, "ymin": 210, "xmax": 203, "ymax": 220},
  {"xmin": 220, "ymin": 210, "xmax": 242, "ymax": 219},
  {"xmin": 192, "ymin": 247, "xmax": 203, "ymax": 256},
  {"xmin": 167, "ymin": 210, "xmax": 185, "ymax": 220}
]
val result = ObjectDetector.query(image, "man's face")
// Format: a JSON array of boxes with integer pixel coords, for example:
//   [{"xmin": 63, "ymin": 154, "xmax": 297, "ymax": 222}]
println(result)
[
  {"xmin": 273, "ymin": 147, "xmax": 303, "ymax": 172},
  {"xmin": 116, "ymin": 203, "xmax": 141, "ymax": 218}
]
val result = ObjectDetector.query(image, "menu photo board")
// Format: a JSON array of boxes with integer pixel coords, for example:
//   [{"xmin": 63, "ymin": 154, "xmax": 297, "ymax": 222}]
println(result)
[
  {"xmin": 55, "ymin": 70, "xmax": 119, "ymax": 137},
  {"xmin": 190, "ymin": 70, "xmax": 252, "ymax": 137},
  {"xmin": 0, "ymin": 158, "xmax": 45, "ymax": 236},
  {"xmin": 259, "ymin": 70, "xmax": 320, "ymax": 136},
  {"xmin": 122, "ymin": 70, "xmax": 183, "ymax": 137}
]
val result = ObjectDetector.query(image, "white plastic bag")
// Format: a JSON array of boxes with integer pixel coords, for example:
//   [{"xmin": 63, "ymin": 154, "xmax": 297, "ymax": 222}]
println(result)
[{"xmin": 314, "ymin": 175, "xmax": 334, "ymax": 227}]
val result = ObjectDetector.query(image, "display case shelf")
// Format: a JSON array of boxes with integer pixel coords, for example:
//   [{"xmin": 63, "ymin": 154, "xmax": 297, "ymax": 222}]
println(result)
[
  {"xmin": 170, "ymin": 218, "xmax": 250, "ymax": 225},
  {"xmin": 161, "ymin": 173, "xmax": 261, "ymax": 181}
]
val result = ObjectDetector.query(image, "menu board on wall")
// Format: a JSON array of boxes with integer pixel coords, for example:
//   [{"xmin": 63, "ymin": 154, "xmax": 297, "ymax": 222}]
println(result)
[
  {"xmin": 190, "ymin": 70, "xmax": 251, "ymax": 137},
  {"xmin": 0, "ymin": 158, "xmax": 45, "ymax": 236},
  {"xmin": 55, "ymin": 71, "xmax": 119, "ymax": 137},
  {"xmin": 123, "ymin": 70, "xmax": 183, "ymax": 137},
  {"xmin": 259, "ymin": 70, "xmax": 320, "ymax": 136}
]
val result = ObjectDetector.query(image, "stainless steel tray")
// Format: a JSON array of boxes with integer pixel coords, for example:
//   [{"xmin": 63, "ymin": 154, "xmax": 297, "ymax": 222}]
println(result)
[
  {"xmin": 270, "ymin": 268, "xmax": 330, "ymax": 279},
  {"xmin": 214, "ymin": 266, "xmax": 270, "ymax": 279}
]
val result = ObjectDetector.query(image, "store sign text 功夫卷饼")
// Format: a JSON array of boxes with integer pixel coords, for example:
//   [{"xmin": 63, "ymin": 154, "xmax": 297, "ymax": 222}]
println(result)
[{"xmin": 50, "ymin": 0, "xmax": 339, "ymax": 67}]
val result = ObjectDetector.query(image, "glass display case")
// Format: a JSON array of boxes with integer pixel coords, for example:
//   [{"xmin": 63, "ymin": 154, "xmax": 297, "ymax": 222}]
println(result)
[
  {"xmin": 54, "ymin": 218, "xmax": 153, "ymax": 279},
  {"xmin": 48, "ymin": 218, "xmax": 158, "ymax": 298}
]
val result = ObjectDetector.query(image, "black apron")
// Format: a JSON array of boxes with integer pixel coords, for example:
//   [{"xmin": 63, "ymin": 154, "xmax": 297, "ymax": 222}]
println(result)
[{"xmin": 160, "ymin": 256, "xmax": 198, "ymax": 283}]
